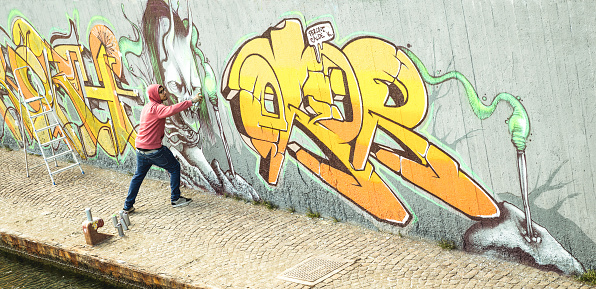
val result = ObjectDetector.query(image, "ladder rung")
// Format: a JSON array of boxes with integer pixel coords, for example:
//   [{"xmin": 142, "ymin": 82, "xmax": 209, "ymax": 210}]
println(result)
[
  {"xmin": 50, "ymin": 163, "xmax": 80, "ymax": 175},
  {"xmin": 30, "ymin": 109, "xmax": 54, "ymax": 119},
  {"xmin": 44, "ymin": 150, "xmax": 73, "ymax": 162},
  {"xmin": 40, "ymin": 136, "xmax": 66, "ymax": 146},
  {"xmin": 35, "ymin": 123, "xmax": 59, "ymax": 132},
  {"xmin": 24, "ymin": 96, "xmax": 44, "ymax": 103}
]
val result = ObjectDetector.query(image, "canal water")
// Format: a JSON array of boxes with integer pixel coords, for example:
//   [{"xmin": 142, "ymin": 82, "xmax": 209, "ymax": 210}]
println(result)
[{"xmin": 0, "ymin": 248, "xmax": 129, "ymax": 288}]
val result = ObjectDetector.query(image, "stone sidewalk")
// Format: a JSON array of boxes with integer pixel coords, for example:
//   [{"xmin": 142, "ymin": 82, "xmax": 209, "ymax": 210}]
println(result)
[{"xmin": 0, "ymin": 149, "xmax": 591, "ymax": 288}]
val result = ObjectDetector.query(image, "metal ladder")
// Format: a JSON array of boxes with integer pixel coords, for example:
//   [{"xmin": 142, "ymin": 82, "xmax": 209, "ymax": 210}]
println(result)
[{"xmin": 14, "ymin": 50, "xmax": 84, "ymax": 185}]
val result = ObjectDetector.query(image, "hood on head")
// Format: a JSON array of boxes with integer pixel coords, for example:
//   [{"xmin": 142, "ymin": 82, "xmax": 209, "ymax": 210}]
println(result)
[{"xmin": 147, "ymin": 84, "xmax": 162, "ymax": 103}]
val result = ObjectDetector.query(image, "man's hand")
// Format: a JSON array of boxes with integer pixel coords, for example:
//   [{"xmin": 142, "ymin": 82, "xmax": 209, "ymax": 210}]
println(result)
[{"xmin": 191, "ymin": 92, "xmax": 203, "ymax": 104}]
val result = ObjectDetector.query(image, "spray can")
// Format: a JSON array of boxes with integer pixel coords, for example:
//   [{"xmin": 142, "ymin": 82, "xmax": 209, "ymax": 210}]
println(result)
[
  {"xmin": 116, "ymin": 223, "xmax": 124, "ymax": 237},
  {"xmin": 85, "ymin": 208, "xmax": 93, "ymax": 222},
  {"xmin": 111, "ymin": 214, "xmax": 119, "ymax": 227},
  {"xmin": 122, "ymin": 212, "xmax": 131, "ymax": 227},
  {"xmin": 120, "ymin": 210, "xmax": 131, "ymax": 227},
  {"xmin": 120, "ymin": 217, "xmax": 129, "ymax": 231}
]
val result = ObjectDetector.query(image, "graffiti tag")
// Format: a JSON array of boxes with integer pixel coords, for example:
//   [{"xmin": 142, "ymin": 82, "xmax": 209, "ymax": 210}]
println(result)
[
  {"xmin": 0, "ymin": 18, "xmax": 138, "ymax": 158},
  {"xmin": 222, "ymin": 19, "xmax": 500, "ymax": 226},
  {"xmin": 306, "ymin": 21, "xmax": 334, "ymax": 63}
]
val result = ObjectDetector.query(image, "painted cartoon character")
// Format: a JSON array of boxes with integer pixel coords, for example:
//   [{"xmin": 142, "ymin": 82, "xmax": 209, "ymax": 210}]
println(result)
[{"xmin": 121, "ymin": 0, "xmax": 258, "ymax": 200}]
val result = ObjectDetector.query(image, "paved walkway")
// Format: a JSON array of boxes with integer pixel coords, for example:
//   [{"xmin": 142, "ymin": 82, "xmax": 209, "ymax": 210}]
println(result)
[{"xmin": 0, "ymin": 149, "xmax": 591, "ymax": 288}]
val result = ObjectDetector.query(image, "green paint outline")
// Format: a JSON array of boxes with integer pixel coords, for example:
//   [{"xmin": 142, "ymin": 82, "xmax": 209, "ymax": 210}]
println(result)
[
  {"xmin": 85, "ymin": 15, "xmax": 116, "ymax": 47},
  {"xmin": 224, "ymin": 32, "xmax": 259, "ymax": 67},
  {"xmin": 218, "ymin": 32, "xmax": 259, "ymax": 119},
  {"xmin": 7, "ymin": 9, "xmax": 28, "ymax": 31},
  {"xmin": 279, "ymin": 11, "xmax": 305, "ymax": 24},
  {"xmin": 244, "ymin": 144, "xmax": 282, "ymax": 192},
  {"xmin": 336, "ymin": 31, "xmax": 387, "ymax": 46},
  {"xmin": 49, "ymin": 9, "xmax": 78, "ymax": 37}
]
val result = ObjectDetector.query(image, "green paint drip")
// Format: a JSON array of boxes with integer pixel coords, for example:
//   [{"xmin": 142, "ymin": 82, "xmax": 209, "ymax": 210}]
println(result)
[{"xmin": 404, "ymin": 49, "xmax": 530, "ymax": 151}]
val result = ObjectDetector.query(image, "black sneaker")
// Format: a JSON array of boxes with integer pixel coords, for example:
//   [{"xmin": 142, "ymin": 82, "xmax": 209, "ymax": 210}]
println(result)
[
  {"xmin": 171, "ymin": 197, "xmax": 192, "ymax": 208},
  {"xmin": 123, "ymin": 207, "xmax": 135, "ymax": 214}
]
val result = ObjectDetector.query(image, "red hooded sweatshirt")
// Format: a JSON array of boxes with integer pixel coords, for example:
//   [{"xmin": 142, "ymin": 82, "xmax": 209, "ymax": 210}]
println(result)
[{"xmin": 135, "ymin": 84, "xmax": 193, "ymax": 149}]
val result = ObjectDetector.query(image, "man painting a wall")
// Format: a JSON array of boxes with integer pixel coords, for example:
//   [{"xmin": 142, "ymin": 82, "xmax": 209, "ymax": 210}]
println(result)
[{"xmin": 123, "ymin": 84, "xmax": 202, "ymax": 213}]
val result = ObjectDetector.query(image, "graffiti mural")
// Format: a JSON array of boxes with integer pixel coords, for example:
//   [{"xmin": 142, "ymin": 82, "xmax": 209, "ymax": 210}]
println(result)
[
  {"xmin": 0, "ymin": 0, "xmax": 593, "ymax": 275},
  {"xmin": 0, "ymin": 17, "xmax": 138, "ymax": 159},
  {"xmin": 222, "ymin": 18, "xmax": 585, "ymax": 274},
  {"xmin": 0, "ymin": 1, "xmax": 258, "ymax": 200},
  {"xmin": 222, "ymin": 19, "xmax": 506, "ymax": 226},
  {"xmin": 119, "ymin": 0, "xmax": 259, "ymax": 200}
]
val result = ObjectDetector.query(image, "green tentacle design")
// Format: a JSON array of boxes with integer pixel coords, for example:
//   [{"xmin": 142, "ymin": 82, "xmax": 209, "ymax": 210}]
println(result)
[
  {"xmin": 403, "ymin": 48, "xmax": 530, "ymax": 152},
  {"xmin": 118, "ymin": 36, "xmax": 143, "ymax": 73},
  {"xmin": 118, "ymin": 4, "xmax": 143, "ymax": 78},
  {"xmin": 188, "ymin": 23, "xmax": 215, "ymax": 139},
  {"xmin": 190, "ymin": 24, "xmax": 218, "ymax": 107}
]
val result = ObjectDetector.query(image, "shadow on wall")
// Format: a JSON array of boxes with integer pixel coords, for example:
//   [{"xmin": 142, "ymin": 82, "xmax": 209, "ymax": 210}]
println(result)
[{"xmin": 497, "ymin": 161, "xmax": 595, "ymax": 270}]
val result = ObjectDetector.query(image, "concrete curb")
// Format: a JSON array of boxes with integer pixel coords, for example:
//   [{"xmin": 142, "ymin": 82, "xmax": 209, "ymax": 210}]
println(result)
[{"xmin": 0, "ymin": 231, "xmax": 210, "ymax": 289}]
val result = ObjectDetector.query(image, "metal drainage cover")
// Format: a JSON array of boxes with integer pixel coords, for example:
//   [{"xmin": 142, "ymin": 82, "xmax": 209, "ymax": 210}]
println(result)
[{"xmin": 277, "ymin": 255, "xmax": 355, "ymax": 286}]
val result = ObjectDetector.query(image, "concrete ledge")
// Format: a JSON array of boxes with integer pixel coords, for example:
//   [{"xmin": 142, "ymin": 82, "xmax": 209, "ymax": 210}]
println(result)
[{"xmin": 0, "ymin": 231, "xmax": 208, "ymax": 289}]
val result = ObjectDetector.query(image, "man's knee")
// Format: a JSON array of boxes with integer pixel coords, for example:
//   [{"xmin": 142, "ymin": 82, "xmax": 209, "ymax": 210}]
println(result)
[{"xmin": 168, "ymin": 159, "xmax": 181, "ymax": 173}]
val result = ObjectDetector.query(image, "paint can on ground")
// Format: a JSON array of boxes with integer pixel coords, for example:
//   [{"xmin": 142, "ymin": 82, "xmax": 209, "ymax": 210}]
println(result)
[
  {"xmin": 120, "ymin": 218, "xmax": 128, "ymax": 231},
  {"xmin": 120, "ymin": 211, "xmax": 131, "ymax": 226},
  {"xmin": 116, "ymin": 223, "xmax": 124, "ymax": 237}
]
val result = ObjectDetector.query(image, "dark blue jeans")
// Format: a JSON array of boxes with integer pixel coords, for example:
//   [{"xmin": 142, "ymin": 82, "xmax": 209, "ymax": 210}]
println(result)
[{"xmin": 124, "ymin": 146, "xmax": 181, "ymax": 210}]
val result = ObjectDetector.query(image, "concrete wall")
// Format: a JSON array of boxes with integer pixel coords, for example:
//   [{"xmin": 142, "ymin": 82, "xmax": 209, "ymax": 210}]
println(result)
[{"xmin": 0, "ymin": 0, "xmax": 593, "ymax": 273}]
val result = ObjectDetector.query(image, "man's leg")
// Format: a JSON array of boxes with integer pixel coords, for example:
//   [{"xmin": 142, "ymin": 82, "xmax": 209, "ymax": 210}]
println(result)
[
  {"xmin": 161, "ymin": 147, "xmax": 182, "ymax": 201},
  {"xmin": 124, "ymin": 152, "xmax": 152, "ymax": 210},
  {"xmin": 149, "ymin": 146, "xmax": 188, "ymax": 205}
]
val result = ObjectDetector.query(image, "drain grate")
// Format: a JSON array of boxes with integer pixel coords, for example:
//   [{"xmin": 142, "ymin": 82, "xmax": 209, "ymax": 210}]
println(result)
[{"xmin": 277, "ymin": 255, "xmax": 355, "ymax": 286}]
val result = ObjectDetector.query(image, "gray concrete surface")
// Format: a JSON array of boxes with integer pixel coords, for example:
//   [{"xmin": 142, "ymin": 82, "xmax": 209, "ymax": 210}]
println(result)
[{"xmin": 0, "ymin": 149, "xmax": 592, "ymax": 288}]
